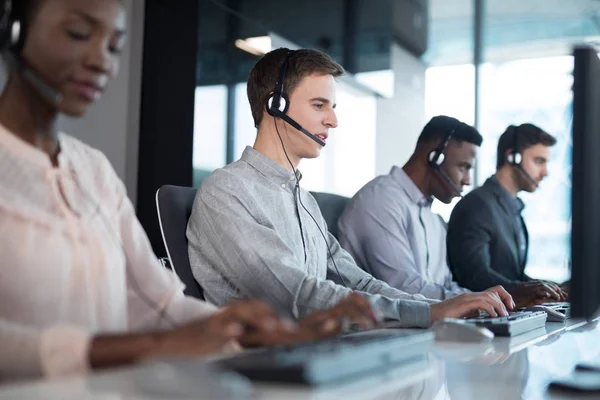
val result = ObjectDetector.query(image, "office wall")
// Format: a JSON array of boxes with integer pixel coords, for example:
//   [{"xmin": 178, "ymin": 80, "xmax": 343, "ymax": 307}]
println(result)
[
  {"xmin": 60, "ymin": 0, "xmax": 144, "ymax": 204},
  {"xmin": 375, "ymin": 43, "xmax": 427, "ymax": 175}
]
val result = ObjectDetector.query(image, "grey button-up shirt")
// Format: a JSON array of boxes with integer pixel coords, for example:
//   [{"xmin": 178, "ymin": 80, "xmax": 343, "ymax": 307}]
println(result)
[
  {"xmin": 187, "ymin": 147, "xmax": 433, "ymax": 328},
  {"xmin": 338, "ymin": 166, "xmax": 470, "ymax": 300}
]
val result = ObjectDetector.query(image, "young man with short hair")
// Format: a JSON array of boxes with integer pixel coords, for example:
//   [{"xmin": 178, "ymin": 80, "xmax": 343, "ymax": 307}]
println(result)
[
  {"xmin": 447, "ymin": 124, "xmax": 567, "ymax": 305},
  {"xmin": 187, "ymin": 48, "xmax": 515, "ymax": 328},
  {"xmin": 338, "ymin": 116, "xmax": 481, "ymax": 300}
]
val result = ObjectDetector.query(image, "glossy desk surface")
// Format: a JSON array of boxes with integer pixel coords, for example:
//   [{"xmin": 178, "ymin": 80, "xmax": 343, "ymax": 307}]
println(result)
[{"xmin": 1, "ymin": 319, "xmax": 599, "ymax": 399}]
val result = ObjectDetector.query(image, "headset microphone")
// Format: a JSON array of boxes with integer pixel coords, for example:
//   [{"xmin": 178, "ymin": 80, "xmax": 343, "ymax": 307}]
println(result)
[
  {"xmin": 266, "ymin": 49, "xmax": 326, "ymax": 147},
  {"xmin": 515, "ymin": 163, "xmax": 539, "ymax": 188},
  {"xmin": 437, "ymin": 165, "xmax": 463, "ymax": 198},
  {"xmin": 270, "ymin": 107, "xmax": 326, "ymax": 147},
  {"xmin": 4, "ymin": 51, "xmax": 63, "ymax": 104}
]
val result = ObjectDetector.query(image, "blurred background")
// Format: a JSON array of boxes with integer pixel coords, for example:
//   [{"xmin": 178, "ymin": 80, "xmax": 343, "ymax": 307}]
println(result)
[{"xmin": 190, "ymin": 0, "xmax": 600, "ymax": 282}]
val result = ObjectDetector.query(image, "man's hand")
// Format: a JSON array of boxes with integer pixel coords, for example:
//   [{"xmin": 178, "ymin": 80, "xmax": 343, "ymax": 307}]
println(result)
[
  {"xmin": 541, "ymin": 280, "xmax": 569, "ymax": 301},
  {"xmin": 430, "ymin": 288, "xmax": 511, "ymax": 323},
  {"xmin": 298, "ymin": 292, "xmax": 379, "ymax": 333},
  {"xmin": 483, "ymin": 285, "xmax": 516, "ymax": 310},
  {"xmin": 246, "ymin": 293, "xmax": 379, "ymax": 346},
  {"xmin": 247, "ymin": 292, "xmax": 381, "ymax": 347},
  {"xmin": 509, "ymin": 281, "xmax": 568, "ymax": 307},
  {"xmin": 560, "ymin": 280, "xmax": 570, "ymax": 296}
]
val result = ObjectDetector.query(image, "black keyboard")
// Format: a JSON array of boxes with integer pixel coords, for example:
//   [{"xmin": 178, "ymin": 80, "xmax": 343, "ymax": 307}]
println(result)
[
  {"xmin": 215, "ymin": 330, "xmax": 434, "ymax": 385},
  {"xmin": 463, "ymin": 310, "xmax": 547, "ymax": 336}
]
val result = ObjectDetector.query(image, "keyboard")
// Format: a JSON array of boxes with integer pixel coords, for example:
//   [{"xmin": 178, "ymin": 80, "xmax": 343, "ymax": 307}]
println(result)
[
  {"xmin": 215, "ymin": 330, "xmax": 434, "ymax": 385},
  {"xmin": 463, "ymin": 310, "xmax": 547, "ymax": 336}
]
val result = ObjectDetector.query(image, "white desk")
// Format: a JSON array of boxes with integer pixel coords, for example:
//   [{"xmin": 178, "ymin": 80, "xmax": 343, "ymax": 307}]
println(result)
[{"xmin": 1, "ymin": 320, "xmax": 599, "ymax": 400}]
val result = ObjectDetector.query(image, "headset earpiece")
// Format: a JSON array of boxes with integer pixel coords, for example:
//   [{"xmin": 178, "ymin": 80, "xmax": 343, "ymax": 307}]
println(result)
[
  {"xmin": 428, "ymin": 149, "xmax": 445, "ymax": 167},
  {"xmin": 507, "ymin": 151, "xmax": 522, "ymax": 165},
  {"xmin": 266, "ymin": 91, "xmax": 289, "ymax": 116},
  {"xmin": 0, "ymin": 0, "xmax": 25, "ymax": 54},
  {"xmin": 427, "ymin": 128, "xmax": 454, "ymax": 169},
  {"xmin": 10, "ymin": 18, "xmax": 22, "ymax": 49},
  {"xmin": 266, "ymin": 50, "xmax": 293, "ymax": 117},
  {"xmin": 514, "ymin": 152, "xmax": 522, "ymax": 164}
]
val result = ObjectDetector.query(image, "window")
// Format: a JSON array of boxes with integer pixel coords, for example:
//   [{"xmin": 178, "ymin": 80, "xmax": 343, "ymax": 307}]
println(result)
[
  {"xmin": 424, "ymin": 56, "xmax": 573, "ymax": 282},
  {"xmin": 425, "ymin": 64, "xmax": 475, "ymax": 221},
  {"xmin": 301, "ymin": 80, "xmax": 377, "ymax": 197},
  {"xmin": 192, "ymin": 85, "xmax": 227, "ymax": 186},
  {"xmin": 479, "ymin": 56, "xmax": 573, "ymax": 282}
]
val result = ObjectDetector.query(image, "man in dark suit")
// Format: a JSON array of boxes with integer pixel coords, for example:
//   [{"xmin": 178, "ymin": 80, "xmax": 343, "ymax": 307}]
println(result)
[{"xmin": 447, "ymin": 124, "xmax": 568, "ymax": 306}]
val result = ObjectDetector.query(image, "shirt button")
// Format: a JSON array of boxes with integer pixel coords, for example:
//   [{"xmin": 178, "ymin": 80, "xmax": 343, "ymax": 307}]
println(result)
[
  {"xmin": 281, "ymin": 183, "xmax": 286, "ymax": 188},
  {"xmin": 289, "ymin": 175, "xmax": 295, "ymax": 181}
]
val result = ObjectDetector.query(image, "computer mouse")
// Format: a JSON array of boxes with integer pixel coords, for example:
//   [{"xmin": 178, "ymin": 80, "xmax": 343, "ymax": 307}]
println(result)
[
  {"xmin": 522, "ymin": 305, "xmax": 566, "ymax": 322},
  {"xmin": 432, "ymin": 319, "xmax": 495, "ymax": 343}
]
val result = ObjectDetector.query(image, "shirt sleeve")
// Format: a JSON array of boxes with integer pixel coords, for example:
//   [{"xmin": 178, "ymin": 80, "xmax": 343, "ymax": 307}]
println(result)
[
  {"xmin": 103, "ymin": 155, "xmax": 218, "ymax": 331},
  {"xmin": 324, "ymin": 229, "xmax": 438, "ymax": 303},
  {"xmin": 0, "ymin": 320, "xmax": 91, "ymax": 381},
  {"xmin": 324, "ymin": 230, "xmax": 434, "ymax": 323},
  {"xmin": 188, "ymin": 176, "xmax": 432, "ymax": 328}
]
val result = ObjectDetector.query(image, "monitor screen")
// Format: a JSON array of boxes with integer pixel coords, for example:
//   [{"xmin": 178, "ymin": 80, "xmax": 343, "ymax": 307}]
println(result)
[{"xmin": 570, "ymin": 45, "xmax": 600, "ymax": 319}]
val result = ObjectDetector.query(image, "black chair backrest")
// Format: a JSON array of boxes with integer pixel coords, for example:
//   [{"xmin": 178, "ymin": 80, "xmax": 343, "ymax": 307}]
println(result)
[
  {"xmin": 310, "ymin": 191, "xmax": 351, "ymax": 240},
  {"xmin": 155, "ymin": 185, "xmax": 204, "ymax": 300}
]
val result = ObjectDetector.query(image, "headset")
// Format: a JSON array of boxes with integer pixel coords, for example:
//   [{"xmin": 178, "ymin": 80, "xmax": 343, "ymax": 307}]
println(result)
[
  {"xmin": 427, "ymin": 127, "xmax": 463, "ymax": 198},
  {"xmin": 506, "ymin": 125, "xmax": 539, "ymax": 188},
  {"xmin": 427, "ymin": 127, "xmax": 454, "ymax": 168},
  {"xmin": 266, "ymin": 49, "xmax": 326, "ymax": 147},
  {"xmin": 267, "ymin": 48, "xmax": 350, "ymax": 288},
  {"xmin": 0, "ymin": 0, "xmax": 62, "ymax": 103}
]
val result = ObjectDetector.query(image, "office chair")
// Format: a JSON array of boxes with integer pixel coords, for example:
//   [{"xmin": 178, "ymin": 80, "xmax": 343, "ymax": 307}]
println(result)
[
  {"xmin": 309, "ymin": 191, "xmax": 351, "ymax": 240},
  {"xmin": 155, "ymin": 185, "xmax": 205, "ymax": 300}
]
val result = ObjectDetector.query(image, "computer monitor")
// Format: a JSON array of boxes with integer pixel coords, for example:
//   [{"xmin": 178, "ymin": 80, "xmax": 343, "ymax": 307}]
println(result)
[{"xmin": 570, "ymin": 45, "xmax": 600, "ymax": 319}]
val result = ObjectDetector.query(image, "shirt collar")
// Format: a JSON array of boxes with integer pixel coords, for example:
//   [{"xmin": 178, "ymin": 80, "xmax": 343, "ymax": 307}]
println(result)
[
  {"xmin": 390, "ymin": 166, "xmax": 433, "ymax": 207},
  {"xmin": 241, "ymin": 146, "xmax": 302, "ymax": 188},
  {"xmin": 0, "ymin": 122, "xmax": 70, "ymax": 170},
  {"xmin": 488, "ymin": 175, "xmax": 525, "ymax": 214}
]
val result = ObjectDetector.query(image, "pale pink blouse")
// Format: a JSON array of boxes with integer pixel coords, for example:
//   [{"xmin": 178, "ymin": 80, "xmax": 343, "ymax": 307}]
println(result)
[{"xmin": 0, "ymin": 125, "xmax": 217, "ymax": 382}]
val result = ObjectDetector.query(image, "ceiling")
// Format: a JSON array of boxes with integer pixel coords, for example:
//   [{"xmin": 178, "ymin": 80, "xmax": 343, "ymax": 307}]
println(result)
[
  {"xmin": 425, "ymin": 0, "xmax": 600, "ymax": 65},
  {"xmin": 195, "ymin": 0, "xmax": 600, "ymax": 84}
]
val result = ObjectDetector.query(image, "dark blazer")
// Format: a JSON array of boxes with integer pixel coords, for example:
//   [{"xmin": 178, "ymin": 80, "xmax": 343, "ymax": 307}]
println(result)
[{"xmin": 447, "ymin": 177, "xmax": 529, "ymax": 291}]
